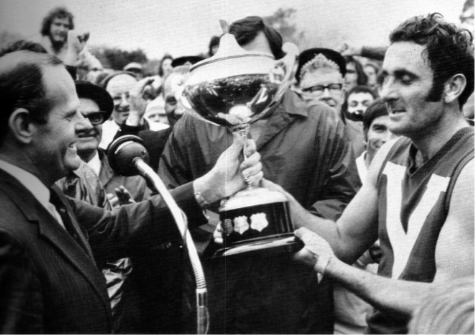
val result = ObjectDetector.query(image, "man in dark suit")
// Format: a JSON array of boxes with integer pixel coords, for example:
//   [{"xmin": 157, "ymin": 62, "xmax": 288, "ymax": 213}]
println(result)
[{"xmin": 0, "ymin": 50, "xmax": 262, "ymax": 333}]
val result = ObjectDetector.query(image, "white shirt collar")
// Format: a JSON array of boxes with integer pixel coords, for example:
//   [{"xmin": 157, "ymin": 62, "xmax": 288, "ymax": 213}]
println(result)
[
  {"xmin": 0, "ymin": 159, "xmax": 51, "ymax": 209},
  {"xmin": 86, "ymin": 151, "xmax": 102, "ymax": 176}
]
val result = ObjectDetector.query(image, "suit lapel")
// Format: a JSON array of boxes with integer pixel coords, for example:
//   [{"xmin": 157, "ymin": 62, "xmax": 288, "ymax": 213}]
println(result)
[{"xmin": 0, "ymin": 170, "xmax": 111, "ymax": 314}]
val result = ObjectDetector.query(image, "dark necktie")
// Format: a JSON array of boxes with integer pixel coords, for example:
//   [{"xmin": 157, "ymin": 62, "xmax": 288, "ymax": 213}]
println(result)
[{"xmin": 49, "ymin": 188, "xmax": 91, "ymax": 257}]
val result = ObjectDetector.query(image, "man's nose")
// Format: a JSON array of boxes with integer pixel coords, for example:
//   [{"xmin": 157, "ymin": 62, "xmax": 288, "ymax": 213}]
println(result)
[
  {"xmin": 76, "ymin": 113, "xmax": 93, "ymax": 132},
  {"xmin": 380, "ymin": 78, "xmax": 398, "ymax": 103},
  {"xmin": 120, "ymin": 94, "xmax": 129, "ymax": 106}
]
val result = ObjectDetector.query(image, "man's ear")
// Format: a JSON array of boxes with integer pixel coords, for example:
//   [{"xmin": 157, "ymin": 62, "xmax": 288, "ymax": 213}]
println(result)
[
  {"xmin": 444, "ymin": 74, "xmax": 467, "ymax": 104},
  {"xmin": 8, "ymin": 108, "xmax": 37, "ymax": 144}
]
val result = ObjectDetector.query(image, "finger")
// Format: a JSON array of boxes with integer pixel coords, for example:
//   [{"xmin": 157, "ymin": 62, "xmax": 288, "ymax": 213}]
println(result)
[
  {"xmin": 294, "ymin": 227, "xmax": 316, "ymax": 245},
  {"xmin": 241, "ymin": 151, "xmax": 261, "ymax": 171},
  {"xmin": 109, "ymin": 196, "xmax": 119, "ymax": 206},
  {"xmin": 292, "ymin": 247, "xmax": 316, "ymax": 267},
  {"xmin": 213, "ymin": 222, "xmax": 224, "ymax": 245},
  {"xmin": 225, "ymin": 132, "xmax": 245, "ymax": 159},
  {"xmin": 244, "ymin": 138, "xmax": 257, "ymax": 157},
  {"xmin": 244, "ymin": 171, "xmax": 263, "ymax": 186},
  {"xmin": 242, "ymin": 161, "xmax": 262, "ymax": 179}
]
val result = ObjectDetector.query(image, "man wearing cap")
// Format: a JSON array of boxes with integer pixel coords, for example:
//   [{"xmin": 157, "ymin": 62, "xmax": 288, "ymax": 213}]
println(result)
[
  {"xmin": 158, "ymin": 16, "xmax": 360, "ymax": 334},
  {"xmin": 295, "ymin": 47, "xmax": 366, "ymax": 157},
  {"xmin": 58, "ymin": 81, "xmax": 149, "ymax": 203}
]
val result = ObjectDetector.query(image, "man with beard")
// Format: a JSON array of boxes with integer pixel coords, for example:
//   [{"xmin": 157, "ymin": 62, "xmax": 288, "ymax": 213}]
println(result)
[{"xmin": 40, "ymin": 7, "xmax": 74, "ymax": 61}]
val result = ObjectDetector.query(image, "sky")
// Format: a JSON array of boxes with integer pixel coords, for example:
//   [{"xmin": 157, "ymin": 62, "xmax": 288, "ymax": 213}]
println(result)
[{"xmin": 0, "ymin": 0, "xmax": 466, "ymax": 60}]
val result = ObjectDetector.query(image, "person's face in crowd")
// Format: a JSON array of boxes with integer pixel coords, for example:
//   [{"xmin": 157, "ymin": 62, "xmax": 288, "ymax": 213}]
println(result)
[
  {"xmin": 380, "ymin": 42, "xmax": 443, "ymax": 137},
  {"xmin": 33, "ymin": 66, "xmax": 89, "ymax": 181},
  {"xmin": 364, "ymin": 64, "xmax": 378, "ymax": 87},
  {"xmin": 347, "ymin": 92, "xmax": 375, "ymax": 117},
  {"xmin": 366, "ymin": 115, "xmax": 398, "ymax": 163},
  {"xmin": 163, "ymin": 72, "xmax": 186, "ymax": 121},
  {"xmin": 145, "ymin": 108, "xmax": 169, "ymax": 125},
  {"xmin": 106, "ymin": 74, "xmax": 137, "ymax": 125},
  {"xmin": 344, "ymin": 61, "xmax": 358, "ymax": 91},
  {"xmin": 76, "ymin": 98, "xmax": 103, "ymax": 160},
  {"xmin": 49, "ymin": 17, "xmax": 70, "ymax": 44},
  {"xmin": 300, "ymin": 68, "xmax": 345, "ymax": 115},
  {"xmin": 161, "ymin": 58, "xmax": 173, "ymax": 78}
]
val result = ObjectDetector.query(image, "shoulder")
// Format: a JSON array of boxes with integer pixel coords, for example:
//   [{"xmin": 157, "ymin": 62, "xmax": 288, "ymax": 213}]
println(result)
[{"xmin": 434, "ymin": 158, "xmax": 473, "ymax": 281}]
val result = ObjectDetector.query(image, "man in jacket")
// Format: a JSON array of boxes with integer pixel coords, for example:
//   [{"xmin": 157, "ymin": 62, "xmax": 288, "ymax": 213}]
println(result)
[
  {"xmin": 0, "ymin": 50, "xmax": 262, "ymax": 333},
  {"xmin": 159, "ymin": 16, "xmax": 361, "ymax": 334}
]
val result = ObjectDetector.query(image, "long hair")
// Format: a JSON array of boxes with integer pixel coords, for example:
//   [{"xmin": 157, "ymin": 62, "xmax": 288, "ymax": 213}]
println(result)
[{"xmin": 40, "ymin": 7, "xmax": 74, "ymax": 37}]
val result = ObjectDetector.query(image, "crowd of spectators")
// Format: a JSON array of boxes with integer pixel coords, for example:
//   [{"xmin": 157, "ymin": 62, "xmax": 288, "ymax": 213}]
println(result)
[{"xmin": 0, "ymin": 4, "xmax": 473, "ymax": 334}]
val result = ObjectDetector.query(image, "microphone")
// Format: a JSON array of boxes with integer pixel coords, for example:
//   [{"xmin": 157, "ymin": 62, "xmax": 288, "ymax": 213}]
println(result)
[{"xmin": 108, "ymin": 135, "xmax": 209, "ymax": 334}]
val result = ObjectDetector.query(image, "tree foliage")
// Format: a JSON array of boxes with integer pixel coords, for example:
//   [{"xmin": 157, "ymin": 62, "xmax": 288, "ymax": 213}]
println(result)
[
  {"xmin": 263, "ymin": 8, "xmax": 305, "ymax": 47},
  {"xmin": 89, "ymin": 45, "xmax": 148, "ymax": 71}
]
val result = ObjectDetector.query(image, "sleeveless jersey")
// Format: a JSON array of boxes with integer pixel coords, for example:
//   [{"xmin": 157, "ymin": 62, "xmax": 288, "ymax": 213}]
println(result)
[{"xmin": 367, "ymin": 127, "xmax": 474, "ymax": 334}]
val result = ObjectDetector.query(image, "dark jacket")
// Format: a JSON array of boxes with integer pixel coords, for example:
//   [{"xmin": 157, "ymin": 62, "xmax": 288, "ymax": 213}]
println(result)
[
  {"xmin": 158, "ymin": 90, "xmax": 362, "ymax": 334},
  {"xmin": 0, "ymin": 168, "xmax": 202, "ymax": 333}
]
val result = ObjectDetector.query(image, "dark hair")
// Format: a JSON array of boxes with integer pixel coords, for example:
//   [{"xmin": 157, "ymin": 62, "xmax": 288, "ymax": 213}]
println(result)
[
  {"xmin": 345, "ymin": 56, "xmax": 368, "ymax": 86},
  {"xmin": 40, "ymin": 7, "xmax": 74, "ymax": 36},
  {"xmin": 0, "ymin": 51, "xmax": 63, "ymax": 145},
  {"xmin": 0, "ymin": 40, "xmax": 47, "ymax": 57},
  {"xmin": 362, "ymin": 99, "xmax": 389, "ymax": 140},
  {"xmin": 342, "ymin": 85, "xmax": 378, "ymax": 117},
  {"xmin": 158, "ymin": 54, "xmax": 173, "ymax": 77},
  {"xmin": 229, "ymin": 16, "xmax": 285, "ymax": 59},
  {"xmin": 390, "ymin": 13, "xmax": 474, "ymax": 108},
  {"xmin": 208, "ymin": 36, "xmax": 220, "ymax": 56}
]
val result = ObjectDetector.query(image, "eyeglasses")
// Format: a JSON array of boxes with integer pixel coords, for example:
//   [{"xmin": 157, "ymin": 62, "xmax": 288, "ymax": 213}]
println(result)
[
  {"xmin": 83, "ymin": 112, "xmax": 106, "ymax": 125},
  {"xmin": 301, "ymin": 83, "xmax": 343, "ymax": 95}
]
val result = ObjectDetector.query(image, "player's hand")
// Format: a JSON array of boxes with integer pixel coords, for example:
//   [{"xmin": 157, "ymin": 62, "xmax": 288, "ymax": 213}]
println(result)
[{"xmin": 293, "ymin": 227, "xmax": 334, "ymax": 274}]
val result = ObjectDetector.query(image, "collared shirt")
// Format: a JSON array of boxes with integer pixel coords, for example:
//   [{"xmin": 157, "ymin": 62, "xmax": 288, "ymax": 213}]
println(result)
[
  {"xmin": 87, "ymin": 151, "xmax": 102, "ymax": 176},
  {"xmin": 0, "ymin": 159, "xmax": 65, "ymax": 229},
  {"xmin": 356, "ymin": 151, "xmax": 367, "ymax": 182}
]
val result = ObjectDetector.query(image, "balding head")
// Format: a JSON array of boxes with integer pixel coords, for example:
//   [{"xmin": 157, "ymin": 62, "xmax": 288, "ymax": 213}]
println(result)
[{"xmin": 0, "ymin": 51, "xmax": 63, "ymax": 145}]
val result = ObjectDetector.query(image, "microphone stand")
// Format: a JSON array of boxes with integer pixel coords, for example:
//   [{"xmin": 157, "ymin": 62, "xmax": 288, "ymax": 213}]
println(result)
[
  {"xmin": 108, "ymin": 136, "xmax": 209, "ymax": 334},
  {"xmin": 134, "ymin": 158, "xmax": 209, "ymax": 334}
]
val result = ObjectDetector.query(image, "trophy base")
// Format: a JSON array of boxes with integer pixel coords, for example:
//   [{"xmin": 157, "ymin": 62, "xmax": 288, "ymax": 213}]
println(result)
[{"xmin": 212, "ymin": 233, "xmax": 303, "ymax": 258}]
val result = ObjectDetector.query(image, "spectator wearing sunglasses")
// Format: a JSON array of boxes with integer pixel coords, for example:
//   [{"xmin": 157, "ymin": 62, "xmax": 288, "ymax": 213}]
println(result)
[
  {"xmin": 57, "ymin": 81, "xmax": 150, "ymax": 205},
  {"xmin": 54, "ymin": 81, "xmax": 150, "ymax": 332}
]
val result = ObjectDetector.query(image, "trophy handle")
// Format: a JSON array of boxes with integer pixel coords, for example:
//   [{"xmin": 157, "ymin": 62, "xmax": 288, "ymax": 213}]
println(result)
[{"xmin": 269, "ymin": 42, "xmax": 299, "ymax": 105}]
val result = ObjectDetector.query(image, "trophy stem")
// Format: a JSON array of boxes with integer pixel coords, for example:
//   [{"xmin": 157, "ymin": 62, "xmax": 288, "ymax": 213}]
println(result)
[{"xmin": 232, "ymin": 124, "xmax": 254, "ymax": 190}]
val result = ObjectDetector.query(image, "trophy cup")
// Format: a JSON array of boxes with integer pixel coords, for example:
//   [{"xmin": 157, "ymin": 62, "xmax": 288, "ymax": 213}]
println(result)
[{"xmin": 182, "ymin": 33, "xmax": 303, "ymax": 257}]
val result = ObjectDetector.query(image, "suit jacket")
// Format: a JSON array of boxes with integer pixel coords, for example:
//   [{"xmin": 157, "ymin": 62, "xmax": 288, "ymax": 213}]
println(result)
[{"xmin": 0, "ymin": 168, "xmax": 203, "ymax": 333}]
